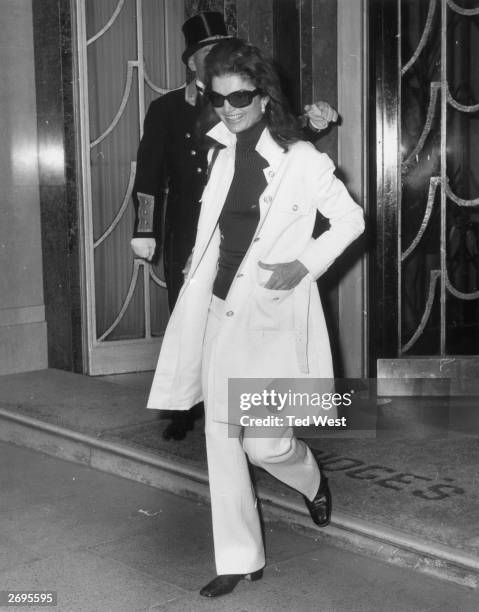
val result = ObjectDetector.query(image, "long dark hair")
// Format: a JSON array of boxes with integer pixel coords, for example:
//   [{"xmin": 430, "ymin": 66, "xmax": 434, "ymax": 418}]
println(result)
[{"xmin": 204, "ymin": 38, "xmax": 302, "ymax": 151}]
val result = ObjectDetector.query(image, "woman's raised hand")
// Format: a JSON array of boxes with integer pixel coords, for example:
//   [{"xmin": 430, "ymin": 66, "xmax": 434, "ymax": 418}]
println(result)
[{"xmin": 304, "ymin": 101, "xmax": 338, "ymax": 131}]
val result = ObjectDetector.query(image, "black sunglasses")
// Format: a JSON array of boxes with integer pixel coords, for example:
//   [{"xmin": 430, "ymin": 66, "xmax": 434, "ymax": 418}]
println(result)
[{"xmin": 207, "ymin": 88, "xmax": 261, "ymax": 108}]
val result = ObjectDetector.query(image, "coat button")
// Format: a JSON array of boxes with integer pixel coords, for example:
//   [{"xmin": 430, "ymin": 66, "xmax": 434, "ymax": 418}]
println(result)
[
  {"xmin": 191, "ymin": 150, "xmax": 197, "ymax": 156},
  {"xmin": 185, "ymin": 132, "xmax": 191, "ymax": 139},
  {"xmin": 292, "ymin": 204, "xmax": 299, "ymax": 211},
  {"xmin": 236, "ymin": 273, "xmax": 244, "ymax": 278},
  {"xmin": 264, "ymin": 195, "xmax": 272, "ymax": 204},
  {"xmin": 268, "ymin": 170, "xmax": 275, "ymax": 179},
  {"xmin": 253, "ymin": 237, "xmax": 260, "ymax": 242},
  {"xmin": 196, "ymin": 167, "xmax": 203, "ymax": 173},
  {"xmin": 226, "ymin": 310, "xmax": 234, "ymax": 317}
]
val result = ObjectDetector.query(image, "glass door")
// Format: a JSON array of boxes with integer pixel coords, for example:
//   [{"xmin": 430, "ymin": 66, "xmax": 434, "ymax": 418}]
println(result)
[{"xmin": 371, "ymin": 0, "xmax": 479, "ymax": 376}]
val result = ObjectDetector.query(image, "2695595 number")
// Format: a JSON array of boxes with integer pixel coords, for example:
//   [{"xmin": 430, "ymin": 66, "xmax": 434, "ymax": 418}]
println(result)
[{"xmin": 0, "ymin": 591, "xmax": 57, "ymax": 606}]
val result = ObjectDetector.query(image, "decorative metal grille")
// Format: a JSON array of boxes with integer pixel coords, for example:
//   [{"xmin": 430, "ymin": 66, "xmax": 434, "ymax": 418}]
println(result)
[
  {"xmin": 399, "ymin": 0, "xmax": 479, "ymax": 356},
  {"xmin": 76, "ymin": 0, "xmax": 183, "ymax": 373}
]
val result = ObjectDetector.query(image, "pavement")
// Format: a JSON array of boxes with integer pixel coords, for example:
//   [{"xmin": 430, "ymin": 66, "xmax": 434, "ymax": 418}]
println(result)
[
  {"xmin": 1, "ymin": 440, "xmax": 478, "ymax": 612},
  {"xmin": 0, "ymin": 369, "xmax": 478, "ymax": 591}
]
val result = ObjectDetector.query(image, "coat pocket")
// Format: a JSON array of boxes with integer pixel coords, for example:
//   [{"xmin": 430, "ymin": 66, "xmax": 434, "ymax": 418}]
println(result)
[{"xmin": 248, "ymin": 286, "xmax": 295, "ymax": 331}]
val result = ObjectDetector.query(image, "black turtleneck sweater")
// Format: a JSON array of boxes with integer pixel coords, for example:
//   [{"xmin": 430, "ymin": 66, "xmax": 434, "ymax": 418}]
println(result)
[{"xmin": 213, "ymin": 120, "xmax": 268, "ymax": 300}]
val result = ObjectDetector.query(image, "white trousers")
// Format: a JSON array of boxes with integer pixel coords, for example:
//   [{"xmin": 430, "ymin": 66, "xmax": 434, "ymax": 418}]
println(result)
[{"xmin": 202, "ymin": 295, "xmax": 321, "ymax": 575}]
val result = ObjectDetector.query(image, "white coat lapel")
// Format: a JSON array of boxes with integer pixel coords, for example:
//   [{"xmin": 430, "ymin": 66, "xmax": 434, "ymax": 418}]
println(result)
[
  {"xmin": 189, "ymin": 125, "xmax": 286, "ymax": 275},
  {"xmin": 188, "ymin": 122, "xmax": 236, "ymax": 277},
  {"xmin": 256, "ymin": 129, "xmax": 288, "ymax": 221},
  {"xmin": 256, "ymin": 128, "xmax": 285, "ymax": 172}
]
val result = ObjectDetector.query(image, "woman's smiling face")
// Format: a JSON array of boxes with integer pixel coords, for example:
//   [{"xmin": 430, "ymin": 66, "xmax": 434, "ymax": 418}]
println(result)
[{"xmin": 211, "ymin": 73, "xmax": 268, "ymax": 133}]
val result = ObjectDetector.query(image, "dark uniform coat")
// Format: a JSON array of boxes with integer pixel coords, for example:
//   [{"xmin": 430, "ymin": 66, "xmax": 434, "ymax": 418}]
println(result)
[{"xmin": 132, "ymin": 81, "xmax": 210, "ymax": 311}]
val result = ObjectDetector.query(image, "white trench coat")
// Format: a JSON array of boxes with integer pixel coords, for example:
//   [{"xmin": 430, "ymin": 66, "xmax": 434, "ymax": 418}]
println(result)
[{"xmin": 147, "ymin": 122, "xmax": 365, "ymax": 423}]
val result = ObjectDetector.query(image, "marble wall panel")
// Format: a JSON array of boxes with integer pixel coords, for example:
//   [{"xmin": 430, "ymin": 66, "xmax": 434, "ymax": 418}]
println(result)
[
  {"xmin": 0, "ymin": 0, "xmax": 48, "ymax": 374},
  {"xmin": 32, "ymin": 0, "xmax": 82, "ymax": 371},
  {"xmin": 223, "ymin": 0, "xmax": 237, "ymax": 35},
  {"xmin": 312, "ymin": 0, "xmax": 338, "ymax": 164},
  {"xmin": 185, "ymin": 0, "xmax": 226, "ymax": 19},
  {"xmin": 184, "ymin": 0, "xmax": 236, "ymax": 34},
  {"xmin": 236, "ymin": 0, "xmax": 273, "ymax": 53},
  {"xmin": 0, "ymin": 0, "xmax": 44, "ymax": 308},
  {"xmin": 273, "ymin": 0, "xmax": 301, "ymax": 114}
]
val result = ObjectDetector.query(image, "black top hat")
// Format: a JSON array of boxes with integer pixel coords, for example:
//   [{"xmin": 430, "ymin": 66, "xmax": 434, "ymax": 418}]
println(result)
[{"xmin": 182, "ymin": 11, "xmax": 229, "ymax": 64}]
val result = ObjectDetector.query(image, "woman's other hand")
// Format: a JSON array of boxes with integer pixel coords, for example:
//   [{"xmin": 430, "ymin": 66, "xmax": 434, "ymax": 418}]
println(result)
[{"xmin": 258, "ymin": 260, "xmax": 309, "ymax": 290}]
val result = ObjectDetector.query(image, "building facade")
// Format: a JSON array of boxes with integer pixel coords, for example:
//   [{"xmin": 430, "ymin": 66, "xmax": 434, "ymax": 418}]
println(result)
[{"xmin": 2, "ymin": 0, "xmax": 478, "ymax": 384}]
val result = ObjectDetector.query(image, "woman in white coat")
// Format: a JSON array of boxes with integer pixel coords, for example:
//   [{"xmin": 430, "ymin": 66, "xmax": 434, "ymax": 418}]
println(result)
[{"xmin": 147, "ymin": 38, "xmax": 365, "ymax": 598}]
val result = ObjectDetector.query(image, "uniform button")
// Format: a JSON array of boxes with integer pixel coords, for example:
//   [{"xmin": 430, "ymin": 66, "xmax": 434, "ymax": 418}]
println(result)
[
  {"xmin": 272, "ymin": 297, "xmax": 280, "ymax": 301},
  {"xmin": 292, "ymin": 204, "xmax": 299, "ymax": 212},
  {"xmin": 226, "ymin": 310, "xmax": 234, "ymax": 317},
  {"xmin": 264, "ymin": 195, "xmax": 272, "ymax": 204},
  {"xmin": 253, "ymin": 237, "xmax": 260, "ymax": 242},
  {"xmin": 237, "ymin": 273, "xmax": 244, "ymax": 278},
  {"xmin": 185, "ymin": 132, "xmax": 191, "ymax": 139},
  {"xmin": 196, "ymin": 167, "xmax": 202, "ymax": 173},
  {"xmin": 268, "ymin": 170, "xmax": 275, "ymax": 179},
  {"xmin": 190, "ymin": 150, "xmax": 197, "ymax": 156}
]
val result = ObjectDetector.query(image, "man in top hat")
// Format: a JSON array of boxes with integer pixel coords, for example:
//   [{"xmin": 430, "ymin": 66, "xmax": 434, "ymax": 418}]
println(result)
[{"xmin": 131, "ymin": 11, "xmax": 337, "ymax": 441}]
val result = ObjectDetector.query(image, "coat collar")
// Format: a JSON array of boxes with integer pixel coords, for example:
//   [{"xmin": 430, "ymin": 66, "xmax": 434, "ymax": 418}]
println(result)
[
  {"xmin": 256, "ymin": 127, "xmax": 285, "ymax": 172},
  {"xmin": 206, "ymin": 121, "xmax": 285, "ymax": 171}
]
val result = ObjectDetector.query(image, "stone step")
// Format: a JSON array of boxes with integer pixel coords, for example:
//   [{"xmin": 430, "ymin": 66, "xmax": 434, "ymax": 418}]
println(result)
[{"xmin": 0, "ymin": 405, "xmax": 477, "ymax": 590}]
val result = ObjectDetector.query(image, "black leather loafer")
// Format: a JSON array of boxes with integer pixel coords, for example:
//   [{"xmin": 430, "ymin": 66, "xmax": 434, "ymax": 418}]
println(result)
[
  {"xmin": 162, "ymin": 417, "xmax": 193, "ymax": 441},
  {"xmin": 199, "ymin": 569, "xmax": 263, "ymax": 598},
  {"xmin": 304, "ymin": 464, "xmax": 332, "ymax": 527}
]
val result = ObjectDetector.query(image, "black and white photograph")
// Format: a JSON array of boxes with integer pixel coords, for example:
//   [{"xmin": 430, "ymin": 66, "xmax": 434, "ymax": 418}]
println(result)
[{"xmin": 1, "ymin": 0, "xmax": 479, "ymax": 610}]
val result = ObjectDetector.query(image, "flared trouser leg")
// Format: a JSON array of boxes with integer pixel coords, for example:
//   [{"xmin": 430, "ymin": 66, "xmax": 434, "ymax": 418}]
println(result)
[
  {"xmin": 202, "ymin": 296, "xmax": 321, "ymax": 574},
  {"xmin": 202, "ymin": 297, "xmax": 265, "ymax": 575}
]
